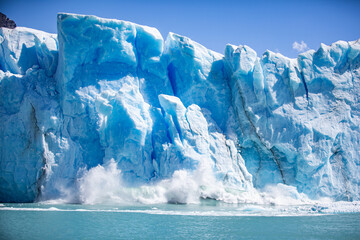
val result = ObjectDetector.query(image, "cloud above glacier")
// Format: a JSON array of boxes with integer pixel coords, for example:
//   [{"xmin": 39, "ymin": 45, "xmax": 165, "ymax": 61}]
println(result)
[{"xmin": 292, "ymin": 41, "xmax": 309, "ymax": 52}]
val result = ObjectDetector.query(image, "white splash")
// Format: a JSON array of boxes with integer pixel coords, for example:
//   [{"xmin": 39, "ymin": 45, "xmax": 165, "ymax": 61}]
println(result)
[{"xmin": 76, "ymin": 159, "xmax": 261, "ymax": 205}]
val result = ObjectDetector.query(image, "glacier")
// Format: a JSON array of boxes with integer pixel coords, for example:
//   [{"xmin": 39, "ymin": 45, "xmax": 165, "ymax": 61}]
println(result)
[{"xmin": 0, "ymin": 13, "xmax": 359, "ymax": 204}]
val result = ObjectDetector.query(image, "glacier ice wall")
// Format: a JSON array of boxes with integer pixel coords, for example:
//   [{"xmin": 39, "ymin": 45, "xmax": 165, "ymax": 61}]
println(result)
[
  {"xmin": 224, "ymin": 43, "xmax": 360, "ymax": 200},
  {"xmin": 0, "ymin": 27, "xmax": 58, "ymax": 202},
  {"xmin": 0, "ymin": 13, "xmax": 359, "ymax": 203}
]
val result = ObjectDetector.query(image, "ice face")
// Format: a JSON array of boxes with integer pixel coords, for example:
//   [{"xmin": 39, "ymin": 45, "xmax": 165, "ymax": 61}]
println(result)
[
  {"xmin": 0, "ymin": 27, "xmax": 59, "ymax": 202},
  {"xmin": 224, "ymin": 42, "xmax": 360, "ymax": 200},
  {"xmin": 0, "ymin": 27, "xmax": 58, "ymax": 76},
  {"xmin": 0, "ymin": 13, "xmax": 359, "ymax": 203}
]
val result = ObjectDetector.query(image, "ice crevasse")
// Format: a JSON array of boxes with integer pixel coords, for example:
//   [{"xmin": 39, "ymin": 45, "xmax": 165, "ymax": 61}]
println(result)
[{"xmin": 0, "ymin": 13, "xmax": 359, "ymax": 204}]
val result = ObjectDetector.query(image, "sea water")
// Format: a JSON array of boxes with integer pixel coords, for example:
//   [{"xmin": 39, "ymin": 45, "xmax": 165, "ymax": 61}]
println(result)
[{"xmin": 1, "ymin": 202, "xmax": 360, "ymax": 240}]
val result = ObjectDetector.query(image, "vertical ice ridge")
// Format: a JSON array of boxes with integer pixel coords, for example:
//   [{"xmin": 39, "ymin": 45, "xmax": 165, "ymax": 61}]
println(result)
[{"xmin": 223, "ymin": 45, "xmax": 285, "ymax": 187}]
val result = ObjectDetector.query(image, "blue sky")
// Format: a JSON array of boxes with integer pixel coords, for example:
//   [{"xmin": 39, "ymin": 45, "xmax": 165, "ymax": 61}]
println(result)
[{"xmin": 2, "ymin": 0, "xmax": 360, "ymax": 58}]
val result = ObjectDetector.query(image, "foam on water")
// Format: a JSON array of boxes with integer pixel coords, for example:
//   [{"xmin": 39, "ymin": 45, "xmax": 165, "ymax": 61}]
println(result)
[{"xmin": 1, "ymin": 201, "xmax": 360, "ymax": 216}]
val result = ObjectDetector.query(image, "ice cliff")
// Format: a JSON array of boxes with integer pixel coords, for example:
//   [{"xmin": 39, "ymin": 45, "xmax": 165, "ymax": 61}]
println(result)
[{"xmin": 1, "ymin": 13, "xmax": 359, "ymax": 203}]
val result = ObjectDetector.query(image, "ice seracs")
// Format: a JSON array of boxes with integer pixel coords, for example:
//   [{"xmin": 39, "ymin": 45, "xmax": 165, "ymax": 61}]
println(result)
[
  {"xmin": 0, "ymin": 27, "xmax": 59, "ymax": 202},
  {"xmin": 0, "ymin": 13, "xmax": 359, "ymax": 203}
]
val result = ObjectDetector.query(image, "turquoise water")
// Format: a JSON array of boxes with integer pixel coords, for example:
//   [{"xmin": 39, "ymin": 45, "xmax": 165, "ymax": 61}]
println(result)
[{"xmin": 1, "ymin": 203, "xmax": 360, "ymax": 240}]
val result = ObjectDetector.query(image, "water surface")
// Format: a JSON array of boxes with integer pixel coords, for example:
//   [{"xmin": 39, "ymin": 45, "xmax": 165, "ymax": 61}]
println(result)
[{"xmin": 1, "ymin": 203, "xmax": 359, "ymax": 240}]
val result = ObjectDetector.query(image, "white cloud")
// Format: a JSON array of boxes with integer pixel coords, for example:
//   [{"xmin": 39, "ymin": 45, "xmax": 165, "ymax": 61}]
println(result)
[{"xmin": 292, "ymin": 41, "xmax": 309, "ymax": 52}]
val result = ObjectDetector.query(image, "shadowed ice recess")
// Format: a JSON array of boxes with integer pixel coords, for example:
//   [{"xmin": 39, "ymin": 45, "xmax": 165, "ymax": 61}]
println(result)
[{"xmin": 0, "ymin": 13, "xmax": 360, "ymax": 208}]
